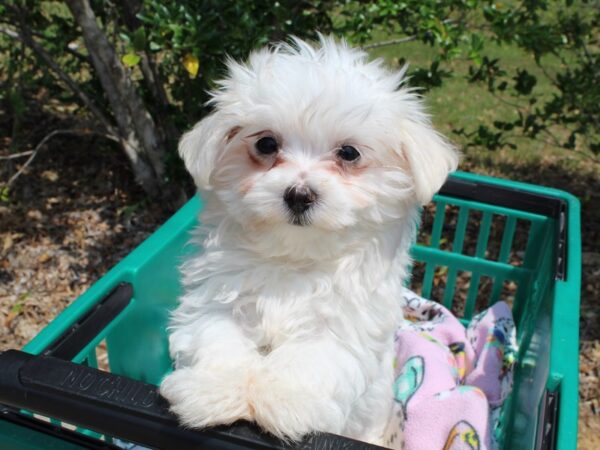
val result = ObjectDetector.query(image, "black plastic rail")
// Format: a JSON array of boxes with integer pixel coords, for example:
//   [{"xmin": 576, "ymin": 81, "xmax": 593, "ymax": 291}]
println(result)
[
  {"xmin": 42, "ymin": 283, "xmax": 133, "ymax": 360},
  {"xmin": 0, "ymin": 350, "xmax": 384, "ymax": 450},
  {"xmin": 537, "ymin": 389, "xmax": 560, "ymax": 450}
]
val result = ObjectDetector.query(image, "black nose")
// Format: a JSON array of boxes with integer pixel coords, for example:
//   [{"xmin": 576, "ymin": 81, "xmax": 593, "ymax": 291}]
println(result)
[{"xmin": 284, "ymin": 185, "xmax": 317, "ymax": 215}]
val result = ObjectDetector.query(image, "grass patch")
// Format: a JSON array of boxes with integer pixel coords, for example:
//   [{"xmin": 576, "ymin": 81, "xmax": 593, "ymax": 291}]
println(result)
[{"xmin": 365, "ymin": 29, "xmax": 595, "ymax": 174}]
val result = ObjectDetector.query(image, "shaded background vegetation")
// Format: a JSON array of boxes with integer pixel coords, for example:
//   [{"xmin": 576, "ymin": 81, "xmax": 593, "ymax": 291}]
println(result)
[
  {"xmin": 0, "ymin": 0, "xmax": 598, "ymax": 448},
  {"xmin": 1, "ymin": 0, "xmax": 598, "ymax": 199}
]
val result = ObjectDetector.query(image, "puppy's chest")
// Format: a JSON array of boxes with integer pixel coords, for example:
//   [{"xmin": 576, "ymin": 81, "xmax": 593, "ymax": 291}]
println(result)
[
  {"xmin": 229, "ymin": 277, "xmax": 389, "ymax": 349},
  {"xmin": 232, "ymin": 287, "xmax": 335, "ymax": 347}
]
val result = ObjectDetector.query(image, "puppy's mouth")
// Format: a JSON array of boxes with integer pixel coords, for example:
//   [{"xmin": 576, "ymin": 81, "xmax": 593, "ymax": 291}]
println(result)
[{"xmin": 288, "ymin": 212, "xmax": 312, "ymax": 227}]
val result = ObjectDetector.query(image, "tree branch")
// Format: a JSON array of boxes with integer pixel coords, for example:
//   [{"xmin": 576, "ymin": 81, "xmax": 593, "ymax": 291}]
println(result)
[
  {"xmin": 66, "ymin": 0, "xmax": 168, "ymax": 195},
  {"xmin": 28, "ymin": 29, "xmax": 90, "ymax": 63},
  {"xmin": 488, "ymin": 89, "xmax": 528, "ymax": 111},
  {"xmin": 540, "ymin": 128, "xmax": 600, "ymax": 164},
  {"xmin": 0, "ymin": 150, "xmax": 34, "ymax": 160},
  {"xmin": 506, "ymin": 130, "xmax": 600, "ymax": 165},
  {"xmin": 0, "ymin": 25, "xmax": 117, "ymax": 137},
  {"xmin": 535, "ymin": 59, "xmax": 558, "ymax": 87},
  {"xmin": 361, "ymin": 35, "xmax": 417, "ymax": 50},
  {"xmin": 2, "ymin": 130, "xmax": 116, "ymax": 189},
  {"xmin": 120, "ymin": 0, "xmax": 178, "ymax": 144},
  {"xmin": 361, "ymin": 19, "xmax": 455, "ymax": 50}
]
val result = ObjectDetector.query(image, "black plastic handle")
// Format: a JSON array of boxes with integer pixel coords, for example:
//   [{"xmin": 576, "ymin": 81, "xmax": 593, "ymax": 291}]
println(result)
[
  {"xmin": 537, "ymin": 389, "xmax": 559, "ymax": 450},
  {"xmin": 0, "ymin": 350, "xmax": 385, "ymax": 450},
  {"xmin": 42, "ymin": 283, "xmax": 133, "ymax": 360}
]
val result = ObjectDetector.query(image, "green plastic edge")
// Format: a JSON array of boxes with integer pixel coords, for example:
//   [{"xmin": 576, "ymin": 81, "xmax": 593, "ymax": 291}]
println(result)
[{"xmin": 550, "ymin": 193, "xmax": 581, "ymax": 450}]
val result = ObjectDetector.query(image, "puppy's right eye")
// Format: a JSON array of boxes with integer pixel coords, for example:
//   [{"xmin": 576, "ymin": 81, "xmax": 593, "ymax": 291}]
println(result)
[
  {"xmin": 337, "ymin": 145, "xmax": 361, "ymax": 162},
  {"xmin": 255, "ymin": 137, "xmax": 279, "ymax": 155}
]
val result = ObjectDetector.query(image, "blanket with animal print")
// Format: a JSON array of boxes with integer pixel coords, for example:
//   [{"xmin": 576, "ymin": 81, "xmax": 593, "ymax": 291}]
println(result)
[{"xmin": 383, "ymin": 289, "xmax": 517, "ymax": 450}]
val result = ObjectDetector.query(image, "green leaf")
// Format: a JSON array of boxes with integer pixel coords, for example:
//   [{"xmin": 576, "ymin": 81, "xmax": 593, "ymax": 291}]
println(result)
[
  {"xmin": 122, "ymin": 53, "xmax": 141, "ymax": 67},
  {"xmin": 0, "ymin": 186, "xmax": 10, "ymax": 203},
  {"xmin": 132, "ymin": 28, "xmax": 147, "ymax": 52},
  {"xmin": 513, "ymin": 69, "xmax": 536, "ymax": 96},
  {"xmin": 182, "ymin": 53, "xmax": 199, "ymax": 78}
]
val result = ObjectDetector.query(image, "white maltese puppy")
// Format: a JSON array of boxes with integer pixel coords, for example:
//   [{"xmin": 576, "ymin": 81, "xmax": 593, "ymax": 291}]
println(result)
[{"xmin": 160, "ymin": 35, "xmax": 458, "ymax": 445}]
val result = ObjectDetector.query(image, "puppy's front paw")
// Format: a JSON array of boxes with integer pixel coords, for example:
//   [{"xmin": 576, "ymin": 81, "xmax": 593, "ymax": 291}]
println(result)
[
  {"xmin": 247, "ymin": 368, "xmax": 346, "ymax": 442},
  {"xmin": 160, "ymin": 365, "xmax": 251, "ymax": 429}
]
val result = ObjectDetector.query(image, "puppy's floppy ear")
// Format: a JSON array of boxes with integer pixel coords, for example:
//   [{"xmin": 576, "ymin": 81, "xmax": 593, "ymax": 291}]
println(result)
[
  {"xmin": 399, "ymin": 119, "xmax": 459, "ymax": 205},
  {"xmin": 179, "ymin": 112, "xmax": 229, "ymax": 190}
]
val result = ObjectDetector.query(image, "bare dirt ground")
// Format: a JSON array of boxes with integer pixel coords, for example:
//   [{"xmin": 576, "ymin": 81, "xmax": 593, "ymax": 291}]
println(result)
[
  {"xmin": 1, "ymin": 114, "xmax": 599, "ymax": 448},
  {"xmin": 0, "ymin": 113, "xmax": 172, "ymax": 349}
]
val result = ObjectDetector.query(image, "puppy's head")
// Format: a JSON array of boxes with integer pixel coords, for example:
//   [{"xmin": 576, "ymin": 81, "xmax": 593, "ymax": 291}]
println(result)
[{"xmin": 181, "ymin": 36, "xmax": 458, "ymax": 239}]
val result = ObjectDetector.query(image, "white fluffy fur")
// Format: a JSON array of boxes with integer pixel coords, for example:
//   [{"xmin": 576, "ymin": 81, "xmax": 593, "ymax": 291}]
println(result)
[{"xmin": 160, "ymin": 35, "xmax": 458, "ymax": 445}]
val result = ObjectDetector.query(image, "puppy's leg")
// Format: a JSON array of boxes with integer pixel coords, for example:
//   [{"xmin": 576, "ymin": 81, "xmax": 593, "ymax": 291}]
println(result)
[
  {"xmin": 247, "ymin": 337, "xmax": 368, "ymax": 442},
  {"xmin": 160, "ymin": 315, "xmax": 258, "ymax": 429},
  {"xmin": 351, "ymin": 349, "xmax": 397, "ymax": 446}
]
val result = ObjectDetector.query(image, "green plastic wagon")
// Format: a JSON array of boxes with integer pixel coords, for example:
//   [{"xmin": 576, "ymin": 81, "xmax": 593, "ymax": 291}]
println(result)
[{"xmin": 0, "ymin": 171, "xmax": 581, "ymax": 450}]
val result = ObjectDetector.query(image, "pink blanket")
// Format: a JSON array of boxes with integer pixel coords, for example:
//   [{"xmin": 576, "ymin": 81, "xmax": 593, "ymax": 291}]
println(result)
[{"xmin": 383, "ymin": 289, "xmax": 517, "ymax": 450}]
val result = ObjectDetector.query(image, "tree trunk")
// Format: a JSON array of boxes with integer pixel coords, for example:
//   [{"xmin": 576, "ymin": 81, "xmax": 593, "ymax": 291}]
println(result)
[
  {"xmin": 65, "ymin": 0, "xmax": 166, "ymax": 197},
  {"xmin": 119, "ymin": 0, "xmax": 180, "ymax": 148}
]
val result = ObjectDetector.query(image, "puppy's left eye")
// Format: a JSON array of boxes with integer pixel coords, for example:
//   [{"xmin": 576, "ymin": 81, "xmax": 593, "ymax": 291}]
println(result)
[
  {"xmin": 337, "ymin": 145, "xmax": 361, "ymax": 162},
  {"xmin": 255, "ymin": 136, "xmax": 279, "ymax": 155}
]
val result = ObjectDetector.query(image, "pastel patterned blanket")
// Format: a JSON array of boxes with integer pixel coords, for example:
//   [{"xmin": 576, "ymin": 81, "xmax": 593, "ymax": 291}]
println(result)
[{"xmin": 383, "ymin": 289, "xmax": 517, "ymax": 450}]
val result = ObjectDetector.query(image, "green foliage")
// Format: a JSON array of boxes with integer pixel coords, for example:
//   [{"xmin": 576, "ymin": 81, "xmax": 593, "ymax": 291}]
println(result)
[
  {"xmin": 1, "ymin": 0, "xmax": 336, "ymax": 191},
  {"xmin": 132, "ymin": 1, "xmax": 334, "ymax": 127},
  {"xmin": 337, "ymin": 0, "xmax": 598, "ymax": 156},
  {"xmin": 1, "ymin": 0, "xmax": 597, "ymax": 195}
]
